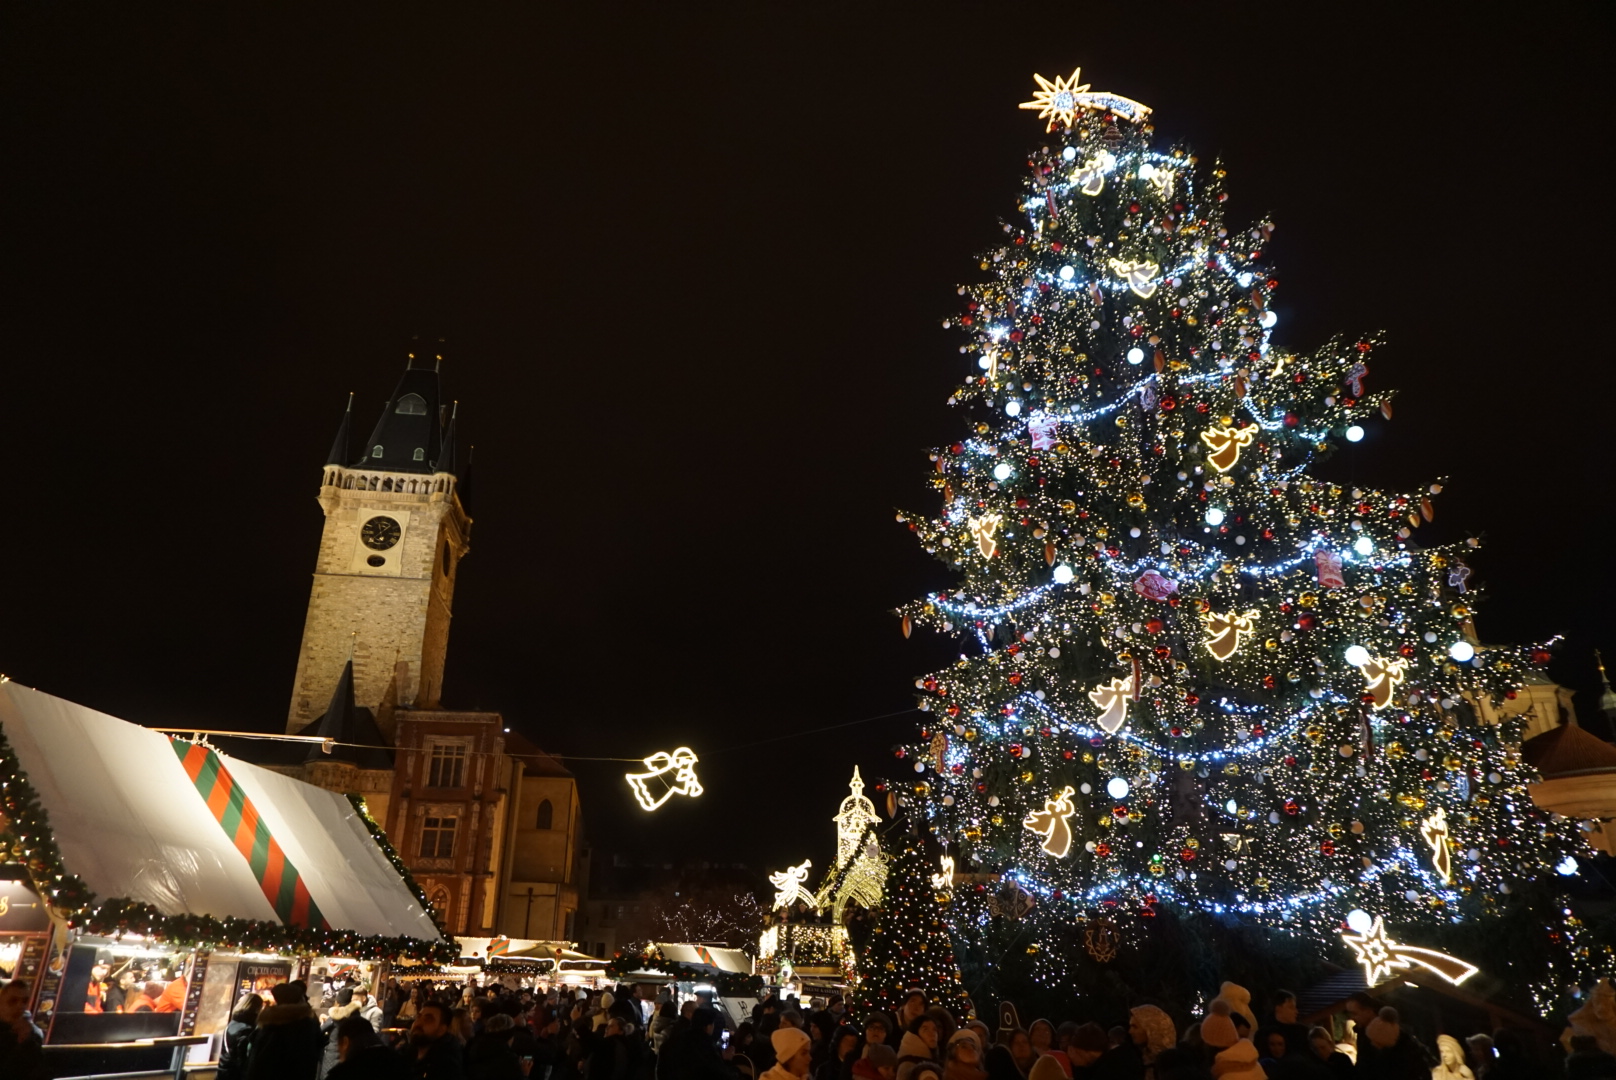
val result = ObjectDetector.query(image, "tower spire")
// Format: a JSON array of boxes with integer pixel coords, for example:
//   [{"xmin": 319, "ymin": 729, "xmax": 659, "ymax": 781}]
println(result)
[
  {"xmin": 435, "ymin": 401, "xmax": 459, "ymax": 475},
  {"xmin": 325, "ymin": 393, "xmax": 354, "ymax": 466}
]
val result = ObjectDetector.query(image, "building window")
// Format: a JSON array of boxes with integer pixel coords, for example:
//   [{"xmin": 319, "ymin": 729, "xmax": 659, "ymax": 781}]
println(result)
[
  {"xmin": 413, "ymin": 447, "xmax": 425, "ymax": 461},
  {"xmin": 536, "ymin": 799, "xmax": 553, "ymax": 830},
  {"xmin": 419, "ymin": 816, "xmax": 457, "ymax": 859},
  {"xmin": 371, "ymin": 445, "xmax": 383, "ymax": 458},
  {"xmin": 563, "ymin": 909, "xmax": 576, "ymax": 940},
  {"xmin": 596, "ymin": 942, "xmax": 606, "ymax": 958},
  {"xmin": 395, "ymin": 393, "xmax": 428, "ymax": 415},
  {"xmin": 427, "ymin": 744, "xmax": 467, "ymax": 788},
  {"xmin": 442, "ymin": 543, "xmax": 452, "ymax": 577}
]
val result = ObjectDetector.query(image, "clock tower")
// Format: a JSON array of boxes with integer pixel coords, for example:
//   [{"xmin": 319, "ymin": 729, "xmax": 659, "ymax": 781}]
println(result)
[{"xmin": 286, "ymin": 352, "xmax": 471, "ymax": 736}]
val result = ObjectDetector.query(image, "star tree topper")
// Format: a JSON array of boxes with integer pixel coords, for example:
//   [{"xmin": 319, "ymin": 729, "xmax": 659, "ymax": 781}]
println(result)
[{"xmin": 1019, "ymin": 67, "xmax": 1152, "ymax": 130}]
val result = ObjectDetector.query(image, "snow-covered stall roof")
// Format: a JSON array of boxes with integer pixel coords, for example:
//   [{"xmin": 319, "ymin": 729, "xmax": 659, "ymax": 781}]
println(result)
[{"xmin": 0, "ymin": 681, "xmax": 441, "ymax": 946}]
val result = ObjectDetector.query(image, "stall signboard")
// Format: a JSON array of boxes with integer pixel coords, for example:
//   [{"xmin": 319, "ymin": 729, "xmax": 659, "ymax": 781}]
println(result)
[
  {"xmin": 182, "ymin": 952, "xmax": 210, "ymax": 1036},
  {"xmin": 0, "ymin": 880, "xmax": 50, "ymax": 932},
  {"xmin": 238, "ymin": 962, "xmax": 293, "ymax": 1001},
  {"xmin": 17, "ymin": 935, "xmax": 48, "ymax": 982},
  {"xmin": 35, "ymin": 922, "xmax": 66, "ymax": 1027}
]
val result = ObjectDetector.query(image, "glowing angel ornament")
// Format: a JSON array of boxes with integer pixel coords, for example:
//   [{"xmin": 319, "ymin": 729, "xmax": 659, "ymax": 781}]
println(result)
[
  {"xmin": 1107, "ymin": 258, "xmax": 1161, "ymax": 299},
  {"xmin": 1421, "ymin": 806, "xmax": 1453, "ymax": 883},
  {"xmin": 625, "ymin": 746, "xmax": 703, "ymax": 811},
  {"xmin": 1201, "ymin": 610, "xmax": 1257, "ymax": 662},
  {"xmin": 1200, "ymin": 425, "xmax": 1256, "ymax": 473},
  {"xmin": 1088, "ymin": 674, "xmax": 1135, "ymax": 734},
  {"xmin": 1356, "ymin": 654, "xmax": 1409, "ymax": 711},
  {"xmin": 768, "ymin": 860, "xmax": 816, "ymax": 910},
  {"xmin": 1018, "ymin": 67, "xmax": 1152, "ymax": 131},
  {"xmin": 1023, "ymin": 785, "xmax": 1077, "ymax": 857},
  {"xmin": 968, "ymin": 513, "xmax": 1003, "ymax": 558},
  {"xmin": 1074, "ymin": 151, "xmax": 1115, "ymax": 196}
]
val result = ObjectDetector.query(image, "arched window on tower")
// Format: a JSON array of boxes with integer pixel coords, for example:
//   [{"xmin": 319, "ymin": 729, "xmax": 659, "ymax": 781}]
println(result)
[
  {"xmin": 536, "ymin": 799, "xmax": 553, "ymax": 830},
  {"xmin": 395, "ymin": 393, "xmax": 428, "ymax": 415}
]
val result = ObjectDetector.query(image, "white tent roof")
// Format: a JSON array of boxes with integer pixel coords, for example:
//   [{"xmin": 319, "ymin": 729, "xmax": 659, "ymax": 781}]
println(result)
[
  {"xmin": 0, "ymin": 681, "xmax": 441, "ymax": 942},
  {"xmin": 654, "ymin": 943, "xmax": 752, "ymax": 974}
]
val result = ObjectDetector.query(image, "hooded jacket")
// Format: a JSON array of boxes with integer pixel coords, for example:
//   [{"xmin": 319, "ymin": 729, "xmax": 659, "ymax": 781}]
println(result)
[
  {"xmin": 1209, "ymin": 1039, "xmax": 1264, "ymax": 1080},
  {"xmin": 319, "ymin": 1000, "xmax": 365, "ymax": 1078},
  {"xmin": 247, "ymin": 1002, "xmax": 325, "ymax": 1080},
  {"xmin": 898, "ymin": 1032, "xmax": 937, "ymax": 1068},
  {"xmin": 1128, "ymin": 1006, "xmax": 1175, "ymax": 1072}
]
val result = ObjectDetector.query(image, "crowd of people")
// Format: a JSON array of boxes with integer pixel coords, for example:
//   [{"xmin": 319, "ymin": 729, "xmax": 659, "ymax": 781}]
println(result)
[{"xmin": 2, "ymin": 970, "xmax": 1614, "ymax": 1080}]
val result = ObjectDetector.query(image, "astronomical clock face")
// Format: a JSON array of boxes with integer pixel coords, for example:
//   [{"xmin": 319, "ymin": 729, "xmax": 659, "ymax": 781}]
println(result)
[{"xmin": 361, "ymin": 515, "xmax": 402, "ymax": 551}]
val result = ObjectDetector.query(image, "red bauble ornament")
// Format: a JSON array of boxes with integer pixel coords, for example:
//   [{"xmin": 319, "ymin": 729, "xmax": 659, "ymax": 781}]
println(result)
[
  {"xmin": 1095, "ymin": 842, "xmax": 1112, "ymax": 856},
  {"xmin": 1146, "ymin": 618, "xmax": 1164, "ymax": 634},
  {"xmin": 1320, "ymin": 840, "xmax": 1336, "ymax": 855}
]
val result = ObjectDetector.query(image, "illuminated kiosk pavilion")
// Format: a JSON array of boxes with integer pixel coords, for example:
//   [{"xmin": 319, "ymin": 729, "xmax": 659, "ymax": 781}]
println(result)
[{"xmin": 757, "ymin": 769, "xmax": 886, "ymax": 992}]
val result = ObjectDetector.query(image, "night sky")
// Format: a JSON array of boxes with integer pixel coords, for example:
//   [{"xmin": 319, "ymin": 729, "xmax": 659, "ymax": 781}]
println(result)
[{"xmin": 3, "ymin": 5, "xmax": 1611, "ymax": 875}]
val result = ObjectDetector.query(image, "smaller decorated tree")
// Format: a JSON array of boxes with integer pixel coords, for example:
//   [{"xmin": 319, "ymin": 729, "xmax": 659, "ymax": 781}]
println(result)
[{"xmin": 856, "ymin": 841, "xmax": 971, "ymax": 1017}]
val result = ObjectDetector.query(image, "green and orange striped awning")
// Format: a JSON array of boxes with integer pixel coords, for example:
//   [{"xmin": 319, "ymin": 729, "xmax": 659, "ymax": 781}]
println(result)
[{"xmin": 170, "ymin": 739, "xmax": 329, "ymax": 930}]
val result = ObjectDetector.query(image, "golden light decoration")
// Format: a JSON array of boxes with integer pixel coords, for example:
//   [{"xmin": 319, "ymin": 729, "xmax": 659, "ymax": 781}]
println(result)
[
  {"xmin": 1355, "ymin": 654, "xmax": 1409, "ymax": 711},
  {"xmin": 768, "ymin": 859, "xmax": 817, "ymax": 911},
  {"xmin": 1421, "ymin": 806, "xmax": 1453, "ymax": 884},
  {"xmin": 625, "ymin": 746, "xmax": 703, "ymax": 810},
  {"xmin": 1023, "ymin": 785, "xmax": 1077, "ymax": 857},
  {"xmin": 1201, "ymin": 609, "xmax": 1257, "ymax": 661},
  {"xmin": 1107, "ymin": 257, "xmax": 1161, "ymax": 299},
  {"xmin": 968, "ymin": 512, "xmax": 1004, "ymax": 558},
  {"xmin": 1088, "ymin": 673, "xmax": 1135, "ymax": 734},
  {"xmin": 1200, "ymin": 425, "xmax": 1257, "ymax": 473},
  {"xmin": 1341, "ymin": 915, "xmax": 1479, "ymax": 987},
  {"xmin": 1018, "ymin": 67, "xmax": 1152, "ymax": 131},
  {"xmin": 930, "ymin": 854, "xmax": 955, "ymax": 893}
]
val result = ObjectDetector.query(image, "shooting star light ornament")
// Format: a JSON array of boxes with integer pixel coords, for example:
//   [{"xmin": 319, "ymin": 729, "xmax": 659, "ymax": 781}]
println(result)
[
  {"xmin": 1023, "ymin": 785, "xmax": 1078, "ymax": 857},
  {"xmin": 1018, "ymin": 67, "xmax": 1153, "ymax": 130},
  {"xmin": 1341, "ymin": 915, "xmax": 1478, "ymax": 988},
  {"xmin": 625, "ymin": 746, "xmax": 703, "ymax": 811},
  {"xmin": 768, "ymin": 860, "xmax": 816, "ymax": 910}
]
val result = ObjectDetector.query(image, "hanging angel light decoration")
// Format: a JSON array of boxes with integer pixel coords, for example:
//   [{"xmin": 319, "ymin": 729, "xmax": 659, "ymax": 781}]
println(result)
[{"xmin": 625, "ymin": 746, "xmax": 703, "ymax": 811}]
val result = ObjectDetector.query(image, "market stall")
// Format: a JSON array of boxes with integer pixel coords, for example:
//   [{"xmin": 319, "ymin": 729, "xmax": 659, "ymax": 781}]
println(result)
[{"xmin": 0, "ymin": 679, "xmax": 451, "ymax": 1076}]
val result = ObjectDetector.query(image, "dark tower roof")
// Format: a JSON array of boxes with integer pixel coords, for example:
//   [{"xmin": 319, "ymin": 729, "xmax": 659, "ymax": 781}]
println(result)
[
  {"xmin": 325, "ymin": 393, "xmax": 354, "ymax": 466},
  {"xmin": 297, "ymin": 659, "xmax": 394, "ymax": 768},
  {"xmin": 355, "ymin": 356, "xmax": 450, "ymax": 474}
]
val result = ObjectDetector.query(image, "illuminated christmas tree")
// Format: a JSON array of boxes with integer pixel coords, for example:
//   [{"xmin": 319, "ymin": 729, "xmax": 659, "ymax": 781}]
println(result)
[
  {"xmin": 856, "ymin": 841, "xmax": 971, "ymax": 1016},
  {"xmin": 892, "ymin": 68, "xmax": 1599, "ymax": 1011}
]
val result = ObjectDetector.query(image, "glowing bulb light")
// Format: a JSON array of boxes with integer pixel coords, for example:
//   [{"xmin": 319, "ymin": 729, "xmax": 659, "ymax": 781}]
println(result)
[
  {"xmin": 1448, "ymin": 641, "xmax": 1475, "ymax": 662},
  {"xmin": 1205, "ymin": 507, "xmax": 1225, "ymax": 526},
  {"xmin": 1052, "ymin": 564, "xmax": 1075, "ymax": 585},
  {"xmin": 1345, "ymin": 425, "xmax": 1365, "ymax": 443},
  {"xmin": 1106, "ymin": 777, "xmax": 1130, "ymax": 800},
  {"xmin": 1353, "ymin": 536, "xmax": 1373, "ymax": 556},
  {"xmin": 1126, "ymin": 347, "xmax": 1145, "ymax": 365},
  {"xmin": 992, "ymin": 462, "xmax": 1013, "ymax": 482},
  {"xmin": 1343, "ymin": 645, "xmax": 1371, "ymax": 668}
]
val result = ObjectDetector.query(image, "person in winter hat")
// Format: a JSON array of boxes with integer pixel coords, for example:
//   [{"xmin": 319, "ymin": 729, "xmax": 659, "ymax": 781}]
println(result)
[
  {"xmin": 1209, "ymin": 1037, "xmax": 1265, "ymax": 1080},
  {"xmin": 1199, "ymin": 1002, "xmax": 1239, "ymax": 1052},
  {"xmin": 1025, "ymin": 1055, "xmax": 1065, "ymax": 1080},
  {"xmin": 1128, "ymin": 1005, "xmax": 1176, "ymax": 1075},
  {"xmin": 853, "ymin": 1043, "xmax": 898, "ymax": 1080},
  {"xmin": 1211, "ymin": 985, "xmax": 1257, "ymax": 1034},
  {"xmin": 765, "ymin": 1026, "xmax": 817, "ymax": 1080},
  {"xmin": 1360, "ymin": 1007, "xmax": 1435, "ymax": 1080}
]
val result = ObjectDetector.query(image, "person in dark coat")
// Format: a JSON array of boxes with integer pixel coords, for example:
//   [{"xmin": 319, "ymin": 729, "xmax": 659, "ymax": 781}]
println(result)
[
  {"xmin": 467, "ymin": 1012, "xmax": 525, "ymax": 1080},
  {"xmin": 660, "ymin": 1006, "xmax": 740, "ymax": 1080},
  {"xmin": 247, "ymin": 980, "xmax": 326, "ymax": 1080},
  {"xmin": 407, "ymin": 1000, "xmax": 468, "ymax": 1080},
  {"xmin": 329, "ymin": 1013, "xmax": 412, "ymax": 1080},
  {"xmin": 0, "ymin": 979, "xmax": 45, "ymax": 1080},
  {"xmin": 321, "ymin": 988, "xmax": 365, "ymax": 1078},
  {"xmin": 217, "ymin": 993, "xmax": 265, "ymax": 1080}
]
